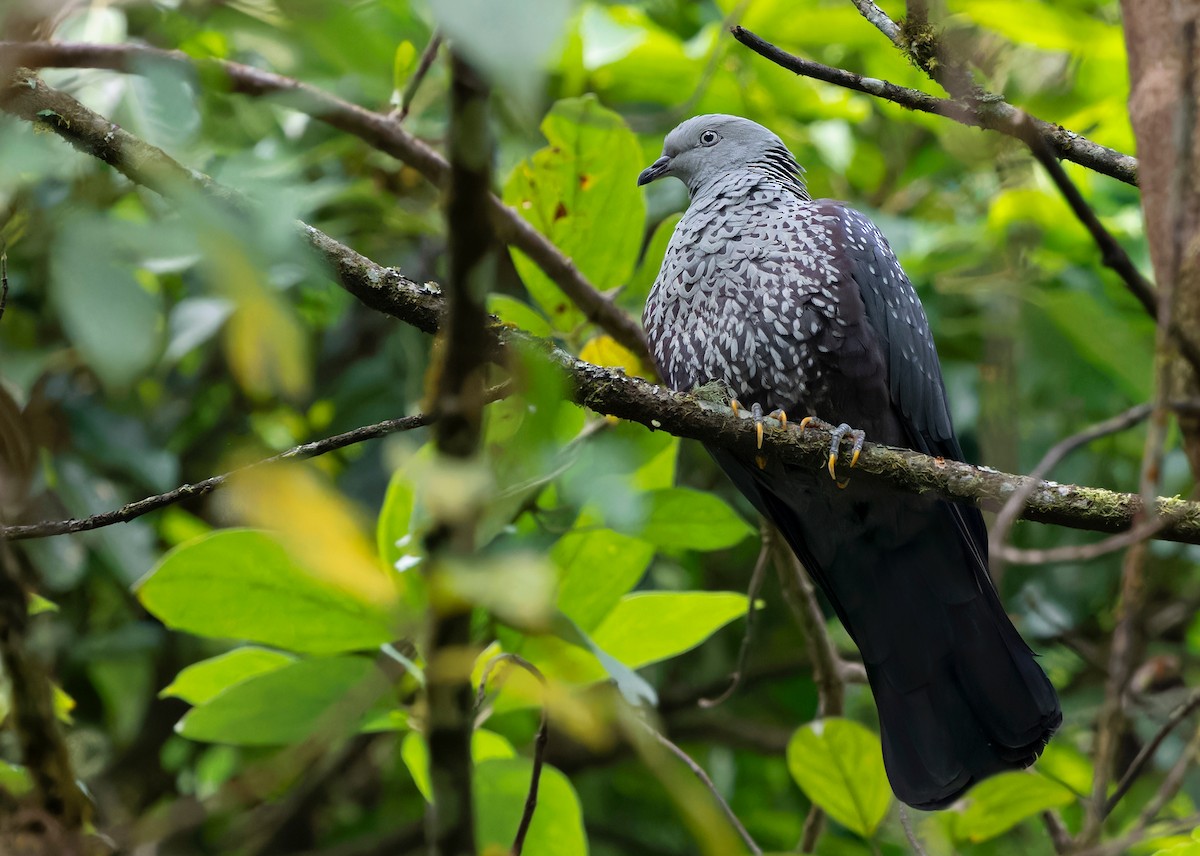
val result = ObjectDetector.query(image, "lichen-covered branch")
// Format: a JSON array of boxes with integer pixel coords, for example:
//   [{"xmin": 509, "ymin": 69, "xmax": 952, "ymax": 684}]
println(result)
[
  {"xmin": 731, "ymin": 26, "xmax": 1139, "ymax": 187},
  {"xmin": 5, "ymin": 68, "xmax": 1200, "ymax": 548}
]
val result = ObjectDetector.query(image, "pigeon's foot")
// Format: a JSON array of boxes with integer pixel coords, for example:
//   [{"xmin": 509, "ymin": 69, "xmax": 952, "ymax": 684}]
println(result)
[
  {"xmin": 827, "ymin": 422, "xmax": 865, "ymax": 488},
  {"xmin": 793, "ymin": 417, "xmax": 866, "ymax": 488}
]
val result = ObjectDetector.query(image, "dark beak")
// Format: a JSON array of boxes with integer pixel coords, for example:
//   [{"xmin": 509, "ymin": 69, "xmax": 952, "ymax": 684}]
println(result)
[{"xmin": 637, "ymin": 155, "xmax": 671, "ymax": 186}]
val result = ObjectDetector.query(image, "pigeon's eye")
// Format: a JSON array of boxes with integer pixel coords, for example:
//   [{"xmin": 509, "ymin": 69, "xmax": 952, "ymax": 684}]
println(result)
[{"xmin": 700, "ymin": 130, "xmax": 720, "ymax": 146}]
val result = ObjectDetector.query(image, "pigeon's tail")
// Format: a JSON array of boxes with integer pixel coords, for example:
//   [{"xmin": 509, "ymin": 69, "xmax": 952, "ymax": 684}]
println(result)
[{"xmin": 712, "ymin": 450, "xmax": 1061, "ymax": 810}]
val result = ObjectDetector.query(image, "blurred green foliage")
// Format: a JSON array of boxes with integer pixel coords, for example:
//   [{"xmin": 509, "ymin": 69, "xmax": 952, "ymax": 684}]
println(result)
[{"xmin": 1, "ymin": 0, "xmax": 1197, "ymax": 854}]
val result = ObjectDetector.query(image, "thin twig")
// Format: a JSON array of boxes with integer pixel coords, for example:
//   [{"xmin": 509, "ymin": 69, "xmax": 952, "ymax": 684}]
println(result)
[
  {"xmin": 1041, "ymin": 811, "xmax": 1073, "ymax": 854},
  {"xmin": 698, "ymin": 529, "xmax": 771, "ymax": 709},
  {"xmin": 0, "ymin": 382, "xmax": 510, "ymax": 541},
  {"xmin": 637, "ymin": 719, "xmax": 763, "ymax": 856},
  {"xmin": 1104, "ymin": 688, "xmax": 1200, "ymax": 819},
  {"xmin": 899, "ymin": 806, "xmax": 929, "ymax": 856},
  {"xmin": 991, "ymin": 403, "xmax": 1153, "ymax": 567},
  {"xmin": 995, "ymin": 515, "xmax": 1176, "ymax": 565},
  {"xmin": 394, "ymin": 31, "xmax": 442, "ymax": 123},
  {"xmin": 476, "ymin": 654, "xmax": 549, "ymax": 856},
  {"xmin": 1136, "ymin": 724, "xmax": 1200, "ymax": 830},
  {"xmin": 0, "ymin": 250, "xmax": 7, "ymax": 324},
  {"xmin": 729, "ymin": 26, "xmax": 1138, "ymax": 186},
  {"xmin": 1012, "ymin": 113, "xmax": 1158, "ymax": 317}
]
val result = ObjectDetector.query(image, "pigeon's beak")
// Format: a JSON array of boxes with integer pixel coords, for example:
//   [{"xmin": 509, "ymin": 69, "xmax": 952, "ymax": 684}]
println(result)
[{"xmin": 637, "ymin": 155, "xmax": 672, "ymax": 187}]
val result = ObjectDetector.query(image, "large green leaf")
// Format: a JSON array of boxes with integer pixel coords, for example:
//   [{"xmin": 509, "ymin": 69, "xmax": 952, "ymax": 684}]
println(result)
[
  {"xmin": 176, "ymin": 655, "xmax": 382, "ymax": 745},
  {"xmin": 628, "ymin": 488, "xmax": 754, "ymax": 551},
  {"xmin": 786, "ymin": 718, "xmax": 891, "ymax": 838},
  {"xmin": 553, "ymin": 525, "xmax": 655, "ymax": 632},
  {"xmin": 590, "ymin": 592, "xmax": 748, "ymax": 669},
  {"xmin": 137, "ymin": 529, "xmax": 395, "ymax": 654},
  {"xmin": 475, "ymin": 758, "xmax": 588, "ymax": 856},
  {"xmin": 949, "ymin": 771, "xmax": 1075, "ymax": 843},
  {"xmin": 503, "ymin": 95, "xmax": 645, "ymax": 331},
  {"xmin": 160, "ymin": 647, "xmax": 295, "ymax": 705}
]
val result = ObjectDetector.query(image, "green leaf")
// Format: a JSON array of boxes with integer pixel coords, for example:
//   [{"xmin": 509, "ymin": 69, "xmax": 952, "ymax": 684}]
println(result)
[
  {"xmin": 402, "ymin": 729, "xmax": 517, "ymax": 802},
  {"xmin": 629, "ymin": 488, "xmax": 753, "ymax": 551},
  {"xmin": 160, "ymin": 647, "xmax": 296, "ymax": 704},
  {"xmin": 949, "ymin": 771, "xmax": 1075, "ymax": 843},
  {"xmin": 591, "ymin": 592, "xmax": 748, "ymax": 669},
  {"xmin": 503, "ymin": 96, "xmax": 645, "ymax": 332},
  {"xmin": 137, "ymin": 529, "xmax": 395, "ymax": 655},
  {"xmin": 176, "ymin": 655, "xmax": 381, "ymax": 746},
  {"xmin": 475, "ymin": 758, "xmax": 587, "ymax": 856},
  {"xmin": 553, "ymin": 525, "xmax": 654, "ymax": 632},
  {"xmin": 786, "ymin": 718, "xmax": 891, "ymax": 838}
]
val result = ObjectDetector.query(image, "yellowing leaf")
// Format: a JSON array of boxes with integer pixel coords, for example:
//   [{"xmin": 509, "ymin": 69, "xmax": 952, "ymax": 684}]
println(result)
[
  {"xmin": 580, "ymin": 334, "xmax": 647, "ymax": 377},
  {"xmin": 224, "ymin": 290, "xmax": 310, "ymax": 402},
  {"xmin": 227, "ymin": 462, "xmax": 399, "ymax": 609}
]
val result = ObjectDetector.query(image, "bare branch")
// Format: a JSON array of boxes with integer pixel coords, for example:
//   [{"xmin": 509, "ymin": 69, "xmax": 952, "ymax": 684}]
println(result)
[
  {"xmin": 1012, "ymin": 113, "xmax": 1158, "ymax": 316},
  {"xmin": 394, "ymin": 30, "xmax": 442, "ymax": 123},
  {"xmin": 698, "ymin": 528, "xmax": 771, "ymax": 709},
  {"xmin": 730, "ymin": 26, "xmax": 1139, "ymax": 186},
  {"xmin": 0, "ymin": 41, "xmax": 649, "ymax": 360},
  {"xmin": 0, "ymin": 384, "xmax": 511, "ymax": 542},
  {"xmin": 991, "ymin": 403, "xmax": 1153, "ymax": 566}
]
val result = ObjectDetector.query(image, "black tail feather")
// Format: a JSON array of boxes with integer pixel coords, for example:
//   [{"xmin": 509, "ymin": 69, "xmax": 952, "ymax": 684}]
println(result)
[{"xmin": 710, "ymin": 448, "xmax": 1062, "ymax": 809}]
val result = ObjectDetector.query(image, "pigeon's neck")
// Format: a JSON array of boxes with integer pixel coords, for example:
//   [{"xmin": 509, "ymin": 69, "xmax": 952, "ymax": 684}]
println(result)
[{"xmin": 689, "ymin": 168, "xmax": 810, "ymax": 206}]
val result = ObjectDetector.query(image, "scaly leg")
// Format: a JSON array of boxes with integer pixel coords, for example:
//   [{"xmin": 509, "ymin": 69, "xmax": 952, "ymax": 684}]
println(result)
[{"xmin": 827, "ymin": 422, "xmax": 866, "ymax": 488}]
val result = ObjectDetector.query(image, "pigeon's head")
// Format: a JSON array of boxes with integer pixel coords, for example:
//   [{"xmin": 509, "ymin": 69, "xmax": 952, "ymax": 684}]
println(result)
[{"xmin": 637, "ymin": 114, "xmax": 805, "ymax": 197}]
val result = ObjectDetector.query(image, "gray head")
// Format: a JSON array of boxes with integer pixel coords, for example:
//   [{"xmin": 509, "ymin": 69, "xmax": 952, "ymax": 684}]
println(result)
[{"xmin": 637, "ymin": 114, "xmax": 807, "ymax": 197}]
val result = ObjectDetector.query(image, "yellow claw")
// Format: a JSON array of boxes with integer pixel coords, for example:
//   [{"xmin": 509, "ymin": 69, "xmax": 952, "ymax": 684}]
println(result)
[
  {"xmin": 779, "ymin": 411, "xmax": 787, "ymax": 430},
  {"xmin": 731, "ymin": 400, "xmax": 741, "ymax": 417},
  {"xmin": 850, "ymin": 447, "xmax": 862, "ymax": 469},
  {"xmin": 799, "ymin": 416, "xmax": 815, "ymax": 432},
  {"xmin": 827, "ymin": 452, "xmax": 838, "ymax": 481},
  {"xmin": 756, "ymin": 420, "xmax": 764, "ymax": 450}
]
